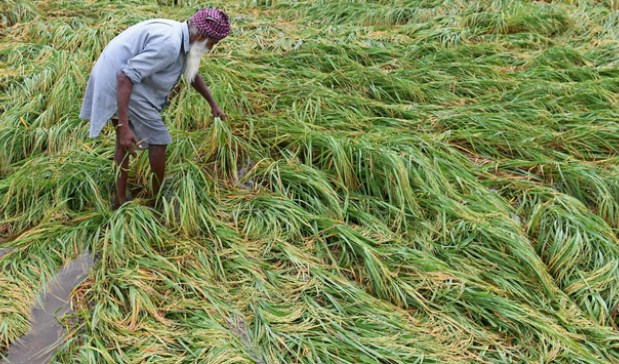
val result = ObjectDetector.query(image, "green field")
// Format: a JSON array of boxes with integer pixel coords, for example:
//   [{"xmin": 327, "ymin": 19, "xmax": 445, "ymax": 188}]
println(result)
[{"xmin": 3, "ymin": 0, "xmax": 619, "ymax": 362}]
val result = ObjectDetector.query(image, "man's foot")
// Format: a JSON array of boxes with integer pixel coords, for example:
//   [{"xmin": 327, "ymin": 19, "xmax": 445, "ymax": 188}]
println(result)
[
  {"xmin": 112, "ymin": 192, "xmax": 120, "ymax": 210},
  {"xmin": 112, "ymin": 191, "xmax": 129, "ymax": 210},
  {"xmin": 144, "ymin": 197, "xmax": 164, "ymax": 214}
]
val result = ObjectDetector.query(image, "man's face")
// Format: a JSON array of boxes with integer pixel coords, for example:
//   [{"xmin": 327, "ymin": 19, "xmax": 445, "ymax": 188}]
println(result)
[
  {"xmin": 189, "ymin": 35, "xmax": 219, "ymax": 49},
  {"xmin": 206, "ymin": 38, "xmax": 219, "ymax": 50},
  {"xmin": 183, "ymin": 35, "xmax": 222, "ymax": 83}
]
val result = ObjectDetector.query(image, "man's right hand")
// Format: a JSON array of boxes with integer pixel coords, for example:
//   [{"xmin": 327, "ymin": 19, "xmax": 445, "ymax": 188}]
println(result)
[
  {"xmin": 117, "ymin": 124, "xmax": 139, "ymax": 157},
  {"xmin": 116, "ymin": 72, "xmax": 137, "ymax": 157}
]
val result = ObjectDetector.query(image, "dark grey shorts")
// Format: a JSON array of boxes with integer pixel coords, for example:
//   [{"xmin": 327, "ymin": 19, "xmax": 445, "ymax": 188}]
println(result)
[{"xmin": 111, "ymin": 114, "xmax": 172, "ymax": 150}]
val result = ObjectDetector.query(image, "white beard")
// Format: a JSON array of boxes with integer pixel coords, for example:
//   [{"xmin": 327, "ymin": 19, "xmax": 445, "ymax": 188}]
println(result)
[{"xmin": 184, "ymin": 39, "xmax": 210, "ymax": 83}]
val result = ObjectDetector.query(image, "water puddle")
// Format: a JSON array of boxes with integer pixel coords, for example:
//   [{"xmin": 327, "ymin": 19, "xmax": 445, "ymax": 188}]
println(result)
[
  {"xmin": 1, "ymin": 253, "xmax": 94, "ymax": 364},
  {"xmin": 226, "ymin": 313, "xmax": 264, "ymax": 363},
  {"xmin": 0, "ymin": 248, "xmax": 13, "ymax": 258},
  {"xmin": 237, "ymin": 157, "xmax": 255, "ymax": 190},
  {"xmin": 0, "ymin": 233, "xmax": 13, "ymax": 258}
]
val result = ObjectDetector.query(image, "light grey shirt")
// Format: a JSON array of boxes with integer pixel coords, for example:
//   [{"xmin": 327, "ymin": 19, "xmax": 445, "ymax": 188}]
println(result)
[{"xmin": 80, "ymin": 19, "xmax": 190, "ymax": 138}]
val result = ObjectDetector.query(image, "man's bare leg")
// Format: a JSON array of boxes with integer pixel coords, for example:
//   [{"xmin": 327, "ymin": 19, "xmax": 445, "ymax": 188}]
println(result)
[
  {"xmin": 148, "ymin": 144, "xmax": 167, "ymax": 207},
  {"xmin": 112, "ymin": 118, "xmax": 130, "ymax": 209}
]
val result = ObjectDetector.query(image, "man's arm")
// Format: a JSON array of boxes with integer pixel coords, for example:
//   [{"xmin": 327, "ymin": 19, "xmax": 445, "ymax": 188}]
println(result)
[
  {"xmin": 117, "ymin": 73, "xmax": 139, "ymax": 156},
  {"xmin": 191, "ymin": 73, "xmax": 227, "ymax": 121},
  {"xmin": 117, "ymin": 39, "xmax": 176, "ymax": 154}
]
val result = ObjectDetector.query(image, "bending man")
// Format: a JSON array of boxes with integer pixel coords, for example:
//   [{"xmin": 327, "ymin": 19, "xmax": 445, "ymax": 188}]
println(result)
[{"xmin": 80, "ymin": 8, "xmax": 231, "ymax": 208}]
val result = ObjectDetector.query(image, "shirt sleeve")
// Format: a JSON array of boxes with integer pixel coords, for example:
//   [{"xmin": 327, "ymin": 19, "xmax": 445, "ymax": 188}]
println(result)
[{"xmin": 122, "ymin": 38, "xmax": 177, "ymax": 84}]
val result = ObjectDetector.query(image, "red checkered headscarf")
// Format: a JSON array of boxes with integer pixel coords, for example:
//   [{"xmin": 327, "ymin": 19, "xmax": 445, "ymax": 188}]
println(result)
[{"xmin": 191, "ymin": 8, "xmax": 231, "ymax": 41}]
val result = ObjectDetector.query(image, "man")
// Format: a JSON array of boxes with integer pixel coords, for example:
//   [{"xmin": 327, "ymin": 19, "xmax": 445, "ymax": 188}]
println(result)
[{"xmin": 80, "ymin": 8, "xmax": 230, "ymax": 209}]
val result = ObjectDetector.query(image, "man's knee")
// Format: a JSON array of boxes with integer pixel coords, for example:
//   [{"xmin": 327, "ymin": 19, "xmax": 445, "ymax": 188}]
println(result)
[{"xmin": 148, "ymin": 144, "xmax": 167, "ymax": 159}]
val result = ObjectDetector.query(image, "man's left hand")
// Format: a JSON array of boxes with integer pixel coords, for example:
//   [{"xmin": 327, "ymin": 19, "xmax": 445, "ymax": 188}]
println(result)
[{"xmin": 212, "ymin": 105, "xmax": 226, "ymax": 121}]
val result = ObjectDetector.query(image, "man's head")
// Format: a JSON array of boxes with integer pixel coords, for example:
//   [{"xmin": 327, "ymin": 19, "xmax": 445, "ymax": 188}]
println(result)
[{"xmin": 184, "ymin": 8, "xmax": 231, "ymax": 83}]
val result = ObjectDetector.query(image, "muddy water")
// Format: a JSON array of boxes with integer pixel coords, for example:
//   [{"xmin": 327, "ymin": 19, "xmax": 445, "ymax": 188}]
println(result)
[
  {"xmin": 237, "ymin": 158, "xmax": 255, "ymax": 190},
  {"xmin": 1, "ymin": 253, "xmax": 94, "ymax": 364},
  {"xmin": 226, "ymin": 313, "xmax": 265, "ymax": 364}
]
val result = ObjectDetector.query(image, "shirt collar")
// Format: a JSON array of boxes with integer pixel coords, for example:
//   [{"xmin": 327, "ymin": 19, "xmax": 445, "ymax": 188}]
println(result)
[{"xmin": 181, "ymin": 21, "xmax": 190, "ymax": 54}]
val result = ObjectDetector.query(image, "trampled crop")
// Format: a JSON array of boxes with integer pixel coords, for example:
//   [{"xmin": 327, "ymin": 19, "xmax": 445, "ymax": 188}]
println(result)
[{"xmin": 2, "ymin": 0, "xmax": 619, "ymax": 363}]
